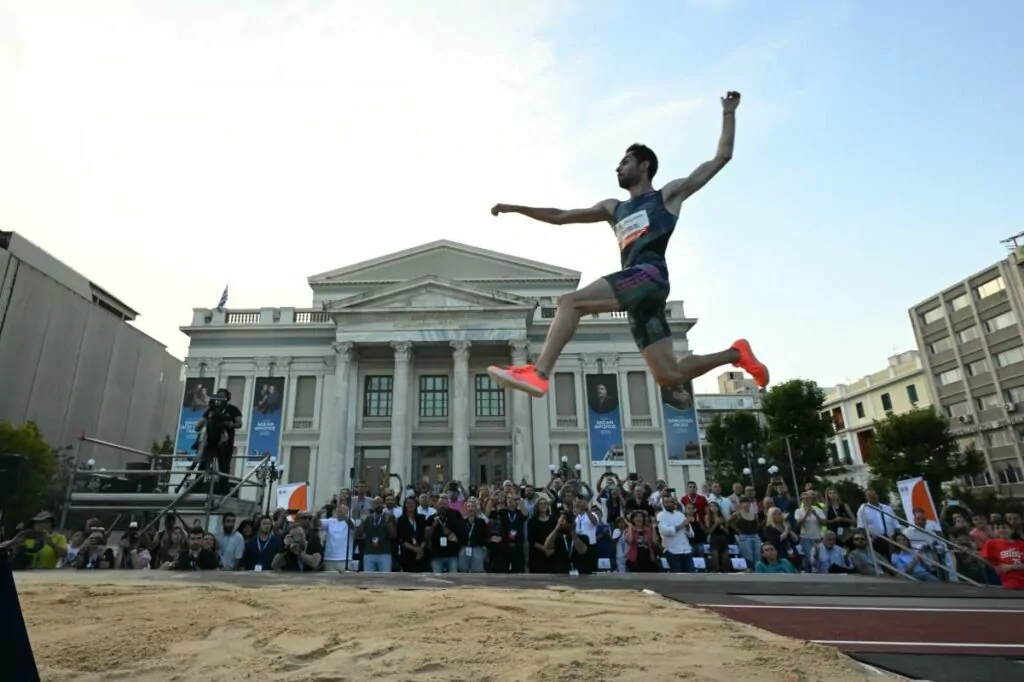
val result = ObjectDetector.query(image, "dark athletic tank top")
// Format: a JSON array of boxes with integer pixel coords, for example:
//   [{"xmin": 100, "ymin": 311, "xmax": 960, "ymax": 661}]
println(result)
[{"xmin": 611, "ymin": 189, "xmax": 678, "ymax": 270}]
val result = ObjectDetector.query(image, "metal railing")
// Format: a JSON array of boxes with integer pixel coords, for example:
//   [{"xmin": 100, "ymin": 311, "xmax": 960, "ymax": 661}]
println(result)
[{"xmin": 863, "ymin": 504, "xmax": 986, "ymax": 587}]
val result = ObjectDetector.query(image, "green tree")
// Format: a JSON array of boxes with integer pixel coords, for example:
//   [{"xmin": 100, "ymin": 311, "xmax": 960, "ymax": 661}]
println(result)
[
  {"xmin": 151, "ymin": 435, "xmax": 174, "ymax": 456},
  {"xmin": 704, "ymin": 411, "xmax": 766, "ymax": 485},
  {"xmin": 0, "ymin": 421, "xmax": 74, "ymax": 535},
  {"xmin": 867, "ymin": 407, "xmax": 984, "ymax": 504},
  {"xmin": 761, "ymin": 379, "xmax": 835, "ymax": 489}
]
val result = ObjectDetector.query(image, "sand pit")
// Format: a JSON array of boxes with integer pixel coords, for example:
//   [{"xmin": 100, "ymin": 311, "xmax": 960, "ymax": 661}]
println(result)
[{"xmin": 14, "ymin": 572, "xmax": 893, "ymax": 682}]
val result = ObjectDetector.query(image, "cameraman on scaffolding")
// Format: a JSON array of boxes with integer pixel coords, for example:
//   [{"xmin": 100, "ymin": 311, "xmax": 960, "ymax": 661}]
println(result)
[{"xmin": 194, "ymin": 388, "xmax": 243, "ymax": 495}]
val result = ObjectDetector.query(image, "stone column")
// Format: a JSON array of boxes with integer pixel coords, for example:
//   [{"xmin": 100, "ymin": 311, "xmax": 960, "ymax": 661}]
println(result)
[
  {"xmin": 390, "ymin": 341, "xmax": 414, "ymax": 484},
  {"xmin": 451, "ymin": 340, "xmax": 472, "ymax": 485},
  {"xmin": 329, "ymin": 342, "xmax": 355, "ymax": 493},
  {"xmin": 509, "ymin": 340, "xmax": 534, "ymax": 483}
]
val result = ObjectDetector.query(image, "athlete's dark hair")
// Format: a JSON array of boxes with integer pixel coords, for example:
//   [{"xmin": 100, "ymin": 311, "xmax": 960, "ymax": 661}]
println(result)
[{"xmin": 626, "ymin": 143, "xmax": 658, "ymax": 180}]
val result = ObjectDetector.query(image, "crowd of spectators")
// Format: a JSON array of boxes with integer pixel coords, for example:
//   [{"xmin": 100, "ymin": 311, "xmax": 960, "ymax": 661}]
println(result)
[{"xmin": 2, "ymin": 469, "xmax": 1022, "ymax": 590}]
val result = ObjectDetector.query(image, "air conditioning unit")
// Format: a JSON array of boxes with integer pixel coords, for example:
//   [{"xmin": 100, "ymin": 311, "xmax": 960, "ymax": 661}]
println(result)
[
  {"xmin": 957, "ymin": 414, "xmax": 974, "ymax": 424},
  {"xmin": 1006, "ymin": 402, "xmax": 1017, "ymax": 412}
]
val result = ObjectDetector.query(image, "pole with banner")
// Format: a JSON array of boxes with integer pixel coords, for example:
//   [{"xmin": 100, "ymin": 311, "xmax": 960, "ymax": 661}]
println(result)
[
  {"xmin": 661, "ymin": 383, "xmax": 701, "ymax": 465},
  {"xmin": 896, "ymin": 477, "xmax": 942, "ymax": 531},
  {"xmin": 248, "ymin": 377, "xmax": 286, "ymax": 469},
  {"xmin": 584, "ymin": 374, "xmax": 626, "ymax": 467}
]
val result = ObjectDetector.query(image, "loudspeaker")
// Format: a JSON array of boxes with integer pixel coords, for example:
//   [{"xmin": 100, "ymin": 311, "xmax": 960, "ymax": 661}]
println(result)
[
  {"xmin": 0, "ymin": 454, "xmax": 26, "ymax": 504},
  {"xmin": 125, "ymin": 462, "xmax": 159, "ymax": 493}
]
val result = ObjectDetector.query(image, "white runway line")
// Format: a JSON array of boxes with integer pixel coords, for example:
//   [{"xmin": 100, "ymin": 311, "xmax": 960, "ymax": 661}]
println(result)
[
  {"xmin": 812, "ymin": 640, "xmax": 1024, "ymax": 649},
  {"xmin": 701, "ymin": 604, "xmax": 1024, "ymax": 614}
]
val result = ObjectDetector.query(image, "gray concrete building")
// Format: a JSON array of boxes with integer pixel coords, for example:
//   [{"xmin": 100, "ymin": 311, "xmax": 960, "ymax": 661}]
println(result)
[
  {"xmin": 909, "ymin": 241, "xmax": 1024, "ymax": 495},
  {"xmin": 0, "ymin": 231, "xmax": 183, "ymax": 467}
]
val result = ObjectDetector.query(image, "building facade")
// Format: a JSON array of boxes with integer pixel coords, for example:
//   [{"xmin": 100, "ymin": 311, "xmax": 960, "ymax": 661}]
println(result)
[
  {"xmin": 821, "ymin": 351, "xmax": 932, "ymax": 486},
  {"xmin": 695, "ymin": 392, "xmax": 762, "ymax": 459},
  {"xmin": 717, "ymin": 370, "xmax": 759, "ymax": 395},
  {"xmin": 909, "ymin": 249, "xmax": 1024, "ymax": 494},
  {"xmin": 0, "ymin": 231, "xmax": 184, "ymax": 467},
  {"xmin": 181, "ymin": 241, "xmax": 706, "ymax": 506}
]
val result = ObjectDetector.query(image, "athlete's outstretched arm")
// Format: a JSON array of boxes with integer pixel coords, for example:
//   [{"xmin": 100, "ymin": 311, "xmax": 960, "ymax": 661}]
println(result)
[
  {"xmin": 662, "ymin": 91, "xmax": 740, "ymax": 211},
  {"xmin": 491, "ymin": 200, "xmax": 616, "ymax": 225}
]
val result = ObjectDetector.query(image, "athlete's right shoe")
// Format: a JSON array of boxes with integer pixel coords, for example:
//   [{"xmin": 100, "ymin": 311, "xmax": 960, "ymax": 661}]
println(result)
[
  {"xmin": 731, "ymin": 339, "xmax": 770, "ymax": 388},
  {"xmin": 487, "ymin": 364, "xmax": 549, "ymax": 398}
]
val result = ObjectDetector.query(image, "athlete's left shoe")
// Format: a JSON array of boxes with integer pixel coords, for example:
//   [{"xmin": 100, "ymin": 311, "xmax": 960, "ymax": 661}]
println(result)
[
  {"xmin": 731, "ymin": 338, "xmax": 770, "ymax": 388},
  {"xmin": 487, "ymin": 364, "xmax": 549, "ymax": 398}
]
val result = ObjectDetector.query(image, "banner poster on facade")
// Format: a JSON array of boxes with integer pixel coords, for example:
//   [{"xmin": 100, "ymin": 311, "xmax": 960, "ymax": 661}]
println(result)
[
  {"xmin": 277, "ymin": 481, "xmax": 308, "ymax": 512},
  {"xmin": 175, "ymin": 377, "xmax": 216, "ymax": 455},
  {"xmin": 662, "ymin": 382, "xmax": 701, "ymax": 464},
  {"xmin": 585, "ymin": 373, "xmax": 625, "ymax": 466},
  {"xmin": 247, "ymin": 376, "xmax": 286, "ymax": 467},
  {"xmin": 896, "ymin": 476, "xmax": 942, "ymax": 532}
]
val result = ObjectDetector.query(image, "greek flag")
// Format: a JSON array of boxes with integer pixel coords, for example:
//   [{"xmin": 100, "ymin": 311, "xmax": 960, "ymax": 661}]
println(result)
[{"xmin": 216, "ymin": 284, "xmax": 229, "ymax": 311}]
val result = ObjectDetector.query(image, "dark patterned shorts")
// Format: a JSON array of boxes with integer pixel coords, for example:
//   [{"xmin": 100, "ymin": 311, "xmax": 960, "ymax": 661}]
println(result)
[{"xmin": 603, "ymin": 262, "xmax": 672, "ymax": 351}]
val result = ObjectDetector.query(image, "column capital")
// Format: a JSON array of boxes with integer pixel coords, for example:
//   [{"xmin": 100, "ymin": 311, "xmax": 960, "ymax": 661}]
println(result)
[
  {"xmin": 391, "ymin": 341, "xmax": 414, "ymax": 363},
  {"xmin": 450, "ymin": 340, "xmax": 472, "ymax": 362},
  {"xmin": 332, "ymin": 341, "xmax": 356, "ymax": 362},
  {"xmin": 509, "ymin": 339, "xmax": 530, "ymax": 363}
]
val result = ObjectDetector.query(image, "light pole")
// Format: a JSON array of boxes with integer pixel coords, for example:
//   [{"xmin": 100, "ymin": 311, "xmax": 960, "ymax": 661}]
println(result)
[{"xmin": 783, "ymin": 436, "xmax": 801, "ymax": 497}]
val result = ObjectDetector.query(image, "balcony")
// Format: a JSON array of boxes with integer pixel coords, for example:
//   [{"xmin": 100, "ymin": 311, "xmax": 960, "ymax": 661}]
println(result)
[
  {"xmin": 555, "ymin": 416, "xmax": 578, "ymax": 428},
  {"xmin": 630, "ymin": 416, "xmax": 653, "ymax": 428},
  {"xmin": 292, "ymin": 419, "xmax": 314, "ymax": 430},
  {"xmin": 186, "ymin": 307, "xmax": 335, "ymax": 328}
]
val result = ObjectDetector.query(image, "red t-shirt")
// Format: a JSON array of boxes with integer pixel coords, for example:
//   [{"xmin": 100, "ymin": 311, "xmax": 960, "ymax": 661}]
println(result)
[{"xmin": 981, "ymin": 538, "xmax": 1024, "ymax": 590}]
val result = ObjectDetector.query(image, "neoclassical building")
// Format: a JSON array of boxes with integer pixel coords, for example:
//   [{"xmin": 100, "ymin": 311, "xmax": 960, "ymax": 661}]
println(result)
[{"xmin": 180, "ymin": 240, "xmax": 703, "ymax": 506}]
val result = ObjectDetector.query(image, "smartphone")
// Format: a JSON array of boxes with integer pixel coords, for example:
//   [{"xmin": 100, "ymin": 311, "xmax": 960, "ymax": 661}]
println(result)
[
  {"xmin": 628, "ymin": 473, "xmax": 639, "ymax": 482},
  {"xmin": 665, "ymin": 488, "xmax": 676, "ymax": 495}
]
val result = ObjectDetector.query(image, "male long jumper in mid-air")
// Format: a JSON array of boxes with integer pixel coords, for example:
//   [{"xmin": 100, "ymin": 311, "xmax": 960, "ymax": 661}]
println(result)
[{"xmin": 487, "ymin": 91, "xmax": 769, "ymax": 407}]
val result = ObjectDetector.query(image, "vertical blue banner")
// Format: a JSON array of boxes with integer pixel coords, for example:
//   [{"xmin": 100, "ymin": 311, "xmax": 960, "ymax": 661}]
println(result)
[
  {"xmin": 585, "ymin": 373, "xmax": 626, "ymax": 466},
  {"xmin": 176, "ymin": 377, "xmax": 216, "ymax": 454},
  {"xmin": 662, "ymin": 382, "xmax": 701, "ymax": 463},
  {"xmin": 248, "ymin": 376, "xmax": 286, "ymax": 467}
]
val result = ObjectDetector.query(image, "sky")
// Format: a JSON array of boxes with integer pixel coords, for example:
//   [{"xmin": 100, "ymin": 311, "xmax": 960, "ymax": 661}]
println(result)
[{"xmin": 2, "ymin": 0, "xmax": 1023, "ymax": 394}]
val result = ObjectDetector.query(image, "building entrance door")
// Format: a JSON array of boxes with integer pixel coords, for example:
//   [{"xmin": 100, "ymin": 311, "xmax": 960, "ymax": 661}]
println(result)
[
  {"xmin": 357, "ymin": 448, "xmax": 390, "ymax": 493},
  {"xmin": 471, "ymin": 447, "xmax": 511, "ymax": 487},
  {"xmin": 412, "ymin": 447, "xmax": 451, "ymax": 495}
]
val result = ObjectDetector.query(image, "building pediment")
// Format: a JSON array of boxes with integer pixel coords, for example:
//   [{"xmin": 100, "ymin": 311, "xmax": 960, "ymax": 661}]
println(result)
[
  {"xmin": 308, "ymin": 239, "xmax": 580, "ymax": 286},
  {"xmin": 325, "ymin": 275, "xmax": 537, "ymax": 313}
]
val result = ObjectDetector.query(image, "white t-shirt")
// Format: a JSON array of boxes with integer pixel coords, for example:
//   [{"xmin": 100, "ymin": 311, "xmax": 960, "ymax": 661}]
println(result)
[
  {"xmin": 576, "ymin": 512, "xmax": 598, "ymax": 544},
  {"xmin": 795, "ymin": 507, "xmax": 826, "ymax": 540},
  {"xmin": 321, "ymin": 517, "xmax": 352, "ymax": 561},
  {"xmin": 657, "ymin": 509, "xmax": 694, "ymax": 555}
]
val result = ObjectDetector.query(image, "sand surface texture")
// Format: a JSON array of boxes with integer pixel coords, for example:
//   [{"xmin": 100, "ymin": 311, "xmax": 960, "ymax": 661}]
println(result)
[{"xmin": 15, "ymin": 573, "xmax": 892, "ymax": 682}]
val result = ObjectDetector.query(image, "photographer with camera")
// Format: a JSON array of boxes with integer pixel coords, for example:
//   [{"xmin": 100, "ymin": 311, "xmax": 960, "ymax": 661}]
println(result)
[
  {"xmin": 543, "ymin": 509, "xmax": 590, "ymax": 575},
  {"xmin": 116, "ymin": 521, "xmax": 153, "ymax": 569},
  {"xmin": 194, "ymin": 388, "xmax": 243, "ymax": 495},
  {"xmin": 272, "ymin": 525, "xmax": 323, "ymax": 572},
  {"xmin": 164, "ymin": 527, "xmax": 219, "ymax": 570},
  {"xmin": 0, "ymin": 511, "xmax": 68, "ymax": 570}
]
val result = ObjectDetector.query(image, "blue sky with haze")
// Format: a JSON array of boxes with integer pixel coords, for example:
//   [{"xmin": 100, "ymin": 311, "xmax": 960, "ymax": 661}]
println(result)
[{"xmin": 1, "ymin": 0, "xmax": 1021, "ymax": 392}]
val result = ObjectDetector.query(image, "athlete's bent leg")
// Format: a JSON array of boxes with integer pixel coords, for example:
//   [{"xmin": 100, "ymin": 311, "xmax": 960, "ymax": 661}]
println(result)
[
  {"xmin": 535, "ymin": 278, "xmax": 619, "ymax": 375},
  {"xmin": 642, "ymin": 338, "xmax": 770, "ymax": 390},
  {"xmin": 488, "ymin": 278, "xmax": 620, "ymax": 397}
]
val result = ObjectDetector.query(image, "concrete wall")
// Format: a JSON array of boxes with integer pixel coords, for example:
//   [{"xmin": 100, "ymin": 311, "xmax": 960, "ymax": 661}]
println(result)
[{"xmin": 0, "ymin": 254, "xmax": 183, "ymax": 468}]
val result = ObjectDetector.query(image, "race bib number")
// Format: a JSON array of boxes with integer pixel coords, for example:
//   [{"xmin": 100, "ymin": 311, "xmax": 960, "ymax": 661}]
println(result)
[
  {"xmin": 464, "ymin": 547, "xmax": 473, "ymax": 557},
  {"xmin": 613, "ymin": 210, "xmax": 650, "ymax": 249}
]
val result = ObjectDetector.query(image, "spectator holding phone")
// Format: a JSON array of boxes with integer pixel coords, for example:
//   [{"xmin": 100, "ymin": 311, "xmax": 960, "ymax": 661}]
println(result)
[{"xmin": 0, "ymin": 511, "xmax": 68, "ymax": 570}]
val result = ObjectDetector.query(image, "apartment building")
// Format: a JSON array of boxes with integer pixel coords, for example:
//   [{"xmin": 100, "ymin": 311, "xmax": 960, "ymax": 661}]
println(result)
[{"xmin": 909, "ymin": 247, "xmax": 1024, "ymax": 495}]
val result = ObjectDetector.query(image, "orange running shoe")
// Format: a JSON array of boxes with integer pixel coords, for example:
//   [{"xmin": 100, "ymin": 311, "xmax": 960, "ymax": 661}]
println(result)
[
  {"xmin": 487, "ymin": 364, "xmax": 549, "ymax": 398},
  {"xmin": 731, "ymin": 339, "xmax": 770, "ymax": 388}
]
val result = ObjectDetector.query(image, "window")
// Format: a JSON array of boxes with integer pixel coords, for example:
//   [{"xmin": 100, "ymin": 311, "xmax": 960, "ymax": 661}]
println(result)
[
  {"xmin": 293, "ymin": 376, "xmax": 317, "ymax": 419},
  {"xmin": 966, "ymin": 358, "xmax": 990, "ymax": 376},
  {"xmin": 880, "ymin": 393, "xmax": 893, "ymax": 412},
  {"xmin": 984, "ymin": 311, "xmax": 1016, "ymax": 333},
  {"xmin": 956, "ymin": 326, "xmax": 980, "ymax": 344},
  {"xmin": 984, "ymin": 430, "xmax": 1014, "ymax": 448},
  {"xmin": 855, "ymin": 402, "xmax": 865, "ymax": 419},
  {"xmin": 840, "ymin": 439, "xmax": 853, "ymax": 465},
  {"xmin": 418, "ymin": 375, "xmax": 449, "ymax": 418},
  {"xmin": 948, "ymin": 293, "xmax": 970, "ymax": 311},
  {"xmin": 995, "ymin": 346, "xmax": 1024, "ymax": 367},
  {"xmin": 627, "ymin": 371, "xmax": 651, "ymax": 417},
  {"xmin": 944, "ymin": 401, "xmax": 969, "ymax": 418},
  {"xmin": 921, "ymin": 307, "xmax": 944, "ymax": 324},
  {"xmin": 540, "ymin": 308, "xmax": 556, "ymax": 319},
  {"xmin": 363, "ymin": 376, "xmax": 394, "ymax": 417},
  {"xmin": 906, "ymin": 384, "xmax": 919, "ymax": 404},
  {"xmin": 1005, "ymin": 386, "xmax": 1024, "ymax": 404},
  {"xmin": 927, "ymin": 337, "xmax": 952, "ymax": 354},
  {"xmin": 975, "ymin": 393, "xmax": 999, "ymax": 410},
  {"xmin": 554, "ymin": 373, "xmax": 577, "ymax": 416},
  {"xmin": 474, "ymin": 374, "xmax": 505, "ymax": 418},
  {"xmin": 975, "ymin": 277, "xmax": 1005, "ymax": 299},
  {"xmin": 936, "ymin": 367, "xmax": 963, "ymax": 386},
  {"xmin": 831, "ymin": 407, "xmax": 845, "ymax": 431},
  {"xmin": 286, "ymin": 446, "xmax": 311, "ymax": 484},
  {"xmin": 226, "ymin": 376, "xmax": 247, "ymax": 407}
]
